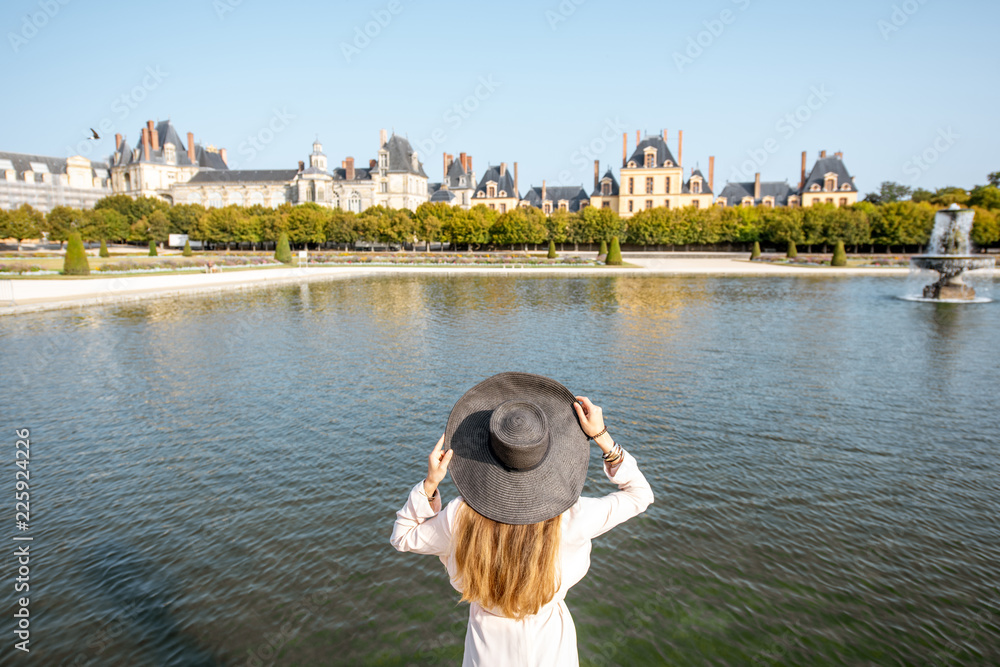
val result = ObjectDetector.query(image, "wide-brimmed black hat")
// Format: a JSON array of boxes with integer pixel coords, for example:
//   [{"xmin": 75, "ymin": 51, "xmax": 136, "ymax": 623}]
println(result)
[{"xmin": 444, "ymin": 372, "xmax": 590, "ymax": 525}]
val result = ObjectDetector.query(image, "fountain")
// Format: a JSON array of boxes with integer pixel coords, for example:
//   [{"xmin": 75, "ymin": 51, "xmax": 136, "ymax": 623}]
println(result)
[{"xmin": 909, "ymin": 204, "xmax": 995, "ymax": 302}]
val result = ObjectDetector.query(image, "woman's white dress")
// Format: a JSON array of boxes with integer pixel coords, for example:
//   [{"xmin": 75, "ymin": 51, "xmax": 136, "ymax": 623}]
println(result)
[{"xmin": 390, "ymin": 450, "xmax": 654, "ymax": 666}]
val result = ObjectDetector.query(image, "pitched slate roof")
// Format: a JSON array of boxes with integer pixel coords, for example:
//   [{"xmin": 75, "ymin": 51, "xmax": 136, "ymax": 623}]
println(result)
[
  {"xmin": 430, "ymin": 188, "xmax": 456, "ymax": 203},
  {"xmin": 523, "ymin": 185, "xmax": 590, "ymax": 212},
  {"xmin": 116, "ymin": 121, "xmax": 229, "ymax": 170},
  {"xmin": 0, "ymin": 151, "xmax": 109, "ymax": 181},
  {"xmin": 717, "ymin": 180, "xmax": 794, "ymax": 206},
  {"xmin": 475, "ymin": 165, "xmax": 518, "ymax": 199},
  {"xmin": 626, "ymin": 136, "xmax": 678, "ymax": 168},
  {"xmin": 683, "ymin": 169, "xmax": 713, "ymax": 195},
  {"xmin": 187, "ymin": 170, "xmax": 297, "ymax": 184},
  {"xmin": 444, "ymin": 158, "xmax": 474, "ymax": 189},
  {"xmin": 332, "ymin": 167, "xmax": 373, "ymax": 181},
  {"xmin": 383, "ymin": 135, "xmax": 428, "ymax": 177},
  {"xmin": 593, "ymin": 168, "xmax": 620, "ymax": 197},
  {"xmin": 801, "ymin": 156, "xmax": 857, "ymax": 193}
]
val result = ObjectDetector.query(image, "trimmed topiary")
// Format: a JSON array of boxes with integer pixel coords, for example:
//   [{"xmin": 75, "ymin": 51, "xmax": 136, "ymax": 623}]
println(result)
[
  {"xmin": 606, "ymin": 236, "xmax": 623, "ymax": 265},
  {"xmin": 63, "ymin": 231, "xmax": 90, "ymax": 275},
  {"xmin": 750, "ymin": 241, "xmax": 761, "ymax": 260},
  {"xmin": 831, "ymin": 240, "xmax": 847, "ymax": 267},
  {"xmin": 787, "ymin": 240, "xmax": 798, "ymax": 259},
  {"xmin": 182, "ymin": 240, "xmax": 193, "ymax": 257},
  {"xmin": 148, "ymin": 239, "xmax": 158, "ymax": 257},
  {"xmin": 547, "ymin": 240, "xmax": 556, "ymax": 259},
  {"xmin": 275, "ymin": 232, "xmax": 293, "ymax": 264},
  {"xmin": 599, "ymin": 239, "xmax": 608, "ymax": 256},
  {"xmin": 99, "ymin": 239, "xmax": 110, "ymax": 258}
]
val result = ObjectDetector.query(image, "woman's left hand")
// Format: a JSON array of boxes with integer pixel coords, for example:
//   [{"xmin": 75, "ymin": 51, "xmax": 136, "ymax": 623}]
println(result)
[{"xmin": 424, "ymin": 435, "xmax": 453, "ymax": 501}]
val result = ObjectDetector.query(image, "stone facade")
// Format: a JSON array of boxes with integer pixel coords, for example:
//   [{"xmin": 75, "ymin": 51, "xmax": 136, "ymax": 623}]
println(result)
[
  {"xmin": 472, "ymin": 163, "xmax": 520, "ymax": 214},
  {"xmin": 0, "ymin": 152, "xmax": 111, "ymax": 213},
  {"xmin": 717, "ymin": 151, "xmax": 858, "ymax": 208},
  {"xmin": 428, "ymin": 152, "xmax": 477, "ymax": 209},
  {"xmin": 617, "ymin": 131, "xmax": 714, "ymax": 217}
]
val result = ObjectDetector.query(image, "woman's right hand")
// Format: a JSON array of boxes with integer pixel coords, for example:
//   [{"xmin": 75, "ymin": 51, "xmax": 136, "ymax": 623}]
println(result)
[{"xmin": 573, "ymin": 396, "xmax": 605, "ymax": 437}]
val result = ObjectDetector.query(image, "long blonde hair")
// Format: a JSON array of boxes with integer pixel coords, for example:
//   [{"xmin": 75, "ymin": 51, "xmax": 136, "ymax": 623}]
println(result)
[{"xmin": 453, "ymin": 502, "xmax": 562, "ymax": 620}]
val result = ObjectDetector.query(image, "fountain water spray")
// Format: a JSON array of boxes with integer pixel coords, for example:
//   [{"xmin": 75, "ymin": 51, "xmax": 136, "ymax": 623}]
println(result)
[{"xmin": 908, "ymin": 204, "xmax": 995, "ymax": 302}]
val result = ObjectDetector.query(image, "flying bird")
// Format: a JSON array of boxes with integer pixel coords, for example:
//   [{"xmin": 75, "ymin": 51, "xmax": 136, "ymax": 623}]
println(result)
[{"xmin": 88, "ymin": 128, "xmax": 100, "ymax": 140}]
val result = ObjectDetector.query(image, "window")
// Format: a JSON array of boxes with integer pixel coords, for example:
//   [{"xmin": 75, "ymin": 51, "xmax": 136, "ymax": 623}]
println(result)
[
  {"xmin": 810, "ymin": 184, "xmax": 821, "ymax": 191},
  {"xmin": 841, "ymin": 184, "xmax": 851, "ymax": 191},
  {"xmin": 826, "ymin": 198, "xmax": 834, "ymax": 204},
  {"xmin": 489, "ymin": 203, "xmax": 496, "ymax": 210},
  {"xmin": 692, "ymin": 200, "xmax": 700, "ymax": 209},
  {"xmin": 665, "ymin": 177, "xmax": 671, "ymax": 193},
  {"xmin": 488, "ymin": 185, "xmax": 496, "ymax": 197},
  {"xmin": 601, "ymin": 182, "xmax": 611, "ymax": 196},
  {"xmin": 380, "ymin": 182, "xmax": 388, "ymax": 193},
  {"xmin": 544, "ymin": 203, "xmax": 552, "ymax": 214},
  {"xmin": 559, "ymin": 202, "xmax": 568, "ymax": 212},
  {"xmin": 628, "ymin": 178, "xmax": 634, "ymax": 194},
  {"xmin": 602, "ymin": 201, "xmax": 610, "ymax": 209},
  {"xmin": 349, "ymin": 192, "xmax": 361, "ymax": 213},
  {"xmin": 645, "ymin": 200, "xmax": 653, "ymax": 210},
  {"xmin": 499, "ymin": 191, "xmax": 506, "ymax": 197},
  {"xmin": 580, "ymin": 201, "xmax": 589, "ymax": 209},
  {"xmin": 692, "ymin": 181, "xmax": 701, "ymax": 194},
  {"xmin": 824, "ymin": 176, "xmax": 836, "ymax": 192},
  {"xmin": 762, "ymin": 199, "xmax": 773, "ymax": 208},
  {"xmin": 645, "ymin": 153, "xmax": 655, "ymax": 168},
  {"xmin": 645, "ymin": 177, "xmax": 654, "ymax": 194},
  {"xmin": 207, "ymin": 190, "xmax": 223, "ymax": 208},
  {"xmin": 379, "ymin": 154, "xmax": 387, "ymax": 169},
  {"xmin": 248, "ymin": 191, "xmax": 265, "ymax": 207},
  {"xmin": 500, "ymin": 203, "xmax": 507, "ymax": 213},
  {"xmin": 839, "ymin": 197, "xmax": 848, "ymax": 207},
  {"xmin": 664, "ymin": 200, "xmax": 670, "ymax": 209},
  {"xmin": 628, "ymin": 200, "xmax": 634, "ymax": 212}
]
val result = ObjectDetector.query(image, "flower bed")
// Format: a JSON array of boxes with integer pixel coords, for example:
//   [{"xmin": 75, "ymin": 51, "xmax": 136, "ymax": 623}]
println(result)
[
  {"xmin": 95, "ymin": 257, "xmax": 280, "ymax": 273},
  {"xmin": 304, "ymin": 253, "xmax": 596, "ymax": 267},
  {"xmin": 0, "ymin": 264, "xmax": 55, "ymax": 275}
]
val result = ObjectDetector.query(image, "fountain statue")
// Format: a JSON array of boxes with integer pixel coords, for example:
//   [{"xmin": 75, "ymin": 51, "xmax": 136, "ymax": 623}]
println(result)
[{"xmin": 910, "ymin": 204, "xmax": 995, "ymax": 301}]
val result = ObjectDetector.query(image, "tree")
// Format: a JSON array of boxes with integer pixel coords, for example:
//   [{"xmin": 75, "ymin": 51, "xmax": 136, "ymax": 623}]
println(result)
[
  {"xmin": 831, "ymin": 240, "xmax": 847, "ymax": 266},
  {"xmin": 971, "ymin": 206, "xmax": 1000, "ymax": 248},
  {"xmin": 275, "ymin": 231, "xmax": 292, "ymax": 263},
  {"xmin": 95, "ymin": 194, "xmax": 169, "ymax": 226},
  {"xmin": 286, "ymin": 203, "xmax": 329, "ymax": 249},
  {"xmin": 911, "ymin": 188, "xmax": 934, "ymax": 203},
  {"xmin": 325, "ymin": 208, "xmax": 359, "ymax": 249},
  {"xmin": 599, "ymin": 239, "xmax": 607, "ymax": 256},
  {"xmin": 82, "ymin": 208, "xmax": 128, "ymax": 243},
  {"xmin": 5, "ymin": 204, "xmax": 42, "ymax": 250},
  {"xmin": 988, "ymin": 172, "xmax": 999, "ymax": 188},
  {"xmin": 202, "ymin": 206, "xmax": 251, "ymax": 249},
  {"xmin": 547, "ymin": 240, "xmax": 556, "ymax": 259},
  {"xmin": 929, "ymin": 187, "xmax": 969, "ymax": 207},
  {"xmin": 864, "ymin": 181, "xmax": 912, "ymax": 204},
  {"xmin": 750, "ymin": 241, "xmax": 761, "ymax": 259},
  {"xmin": 787, "ymin": 240, "xmax": 798, "ymax": 258},
  {"xmin": 148, "ymin": 239, "xmax": 158, "ymax": 256},
  {"xmin": 44, "ymin": 206, "xmax": 81, "ymax": 248},
  {"xmin": 99, "ymin": 239, "xmax": 110, "ymax": 258},
  {"xmin": 606, "ymin": 236, "xmax": 623, "ymax": 265},
  {"xmin": 168, "ymin": 204, "xmax": 208, "ymax": 237},
  {"xmin": 63, "ymin": 231, "xmax": 90, "ymax": 275},
  {"xmin": 968, "ymin": 185, "xmax": 1000, "ymax": 211},
  {"xmin": 182, "ymin": 240, "xmax": 193, "ymax": 257}
]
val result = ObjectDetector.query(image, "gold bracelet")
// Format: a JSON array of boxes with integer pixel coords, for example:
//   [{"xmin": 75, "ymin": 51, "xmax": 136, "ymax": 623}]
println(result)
[{"xmin": 589, "ymin": 426, "xmax": 608, "ymax": 440}]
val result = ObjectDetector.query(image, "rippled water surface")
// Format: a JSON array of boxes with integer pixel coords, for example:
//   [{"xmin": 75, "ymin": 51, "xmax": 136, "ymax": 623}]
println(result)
[{"xmin": 3, "ymin": 274, "xmax": 999, "ymax": 666}]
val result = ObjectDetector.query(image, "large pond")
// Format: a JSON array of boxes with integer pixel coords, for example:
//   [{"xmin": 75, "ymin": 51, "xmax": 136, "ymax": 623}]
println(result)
[{"xmin": 3, "ymin": 274, "xmax": 999, "ymax": 666}]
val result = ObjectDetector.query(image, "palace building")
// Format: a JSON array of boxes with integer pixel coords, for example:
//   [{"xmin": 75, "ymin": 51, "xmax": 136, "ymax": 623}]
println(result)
[
  {"xmin": 0, "ymin": 152, "xmax": 111, "ymax": 213},
  {"xmin": 521, "ymin": 183, "xmax": 590, "ymax": 213},
  {"xmin": 429, "ymin": 152, "xmax": 477, "ymax": 209},
  {"xmin": 473, "ymin": 163, "xmax": 520, "ymax": 213},
  {"xmin": 616, "ymin": 130, "xmax": 715, "ymax": 217},
  {"xmin": 716, "ymin": 151, "xmax": 858, "ymax": 208}
]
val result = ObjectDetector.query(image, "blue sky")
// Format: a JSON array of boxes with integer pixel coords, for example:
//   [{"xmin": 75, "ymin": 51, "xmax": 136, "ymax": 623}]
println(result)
[{"xmin": 2, "ymin": 0, "xmax": 997, "ymax": 196}]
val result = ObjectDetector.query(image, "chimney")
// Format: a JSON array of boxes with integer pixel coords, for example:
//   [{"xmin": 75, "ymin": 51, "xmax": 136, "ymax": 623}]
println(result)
[
  {"xmin": 709, "ymin": 156, "xmax": 715, "ymax": 192},
  {"xmin": 459, "ymin": 152, "xmax": 467, "ymax": 171},
  {"xmin": 678, "ymin": 130, "xmax": 684, "ymax": 167},
  {"xmin": 754, "ymin": 172, "xmax": 761, "ymax": 201},
  {"xmin": 594, "ymin": 160, "xmax": 600, "ymax": 191},
  {"xmin": 500, "ymin": 162, "xmax": 507, "ymax": 179},
  {"xmin": 151, "ymin": 128, "xmax": 159, "ymax": 151},
  {"xmin": 380, "ymin": 129, "xmax": 388, "ymax": 146},
  {"xmin": 514, "ymin": 162, "xmax": 519, "ymax": 198},
  {"xmin": 835, "ymin": 151, "xmax": 843, "ymax": 160},
  {"xmin": 346, "ymin": 157, "xmax": 355, "ymax": 181},
  {"xmin": 370, "ymin": 159, "xmax": 377, "ymax": 169},
  {"xmin": 636, "ymin": 130, "xmax": 641, "ymax": 146},
  {"xmin": 444, "ymin": 152, "xmax": 449, "ymax": 182},
  {"xmin": 341, "ymin": 160, "xmax": 346, "ymax": 169},
  {"xmin": 141, "ymin": 127, "xmax": 150, "ymax": 161},
  {"xmin": 820, "ymin": 150, "xmax": 827, "ymax": 158},
  {"xmin": 467, "ymin": 156, "xmax": 473, "ymax": 175},
  {"xmin": 663, "ymin": 129, "xmax": 668, "ymax": 142},
  {"xmin": 800, "ymin": 151, "xmax": 807, "ymax": 189},
  {"xmin": 187, "ymin": 132, "xmax": 195, "ymax": 163},
  {"xmin": 623, "ymin": 133, "xmax": 628, "ymax": 167},
  {"xmin": 219, "ymin": 148, "xmax": 227, "ymax": 166},
  {"xmin": 146, "ymin": 120, "xmax": 156, "ymax": 149},
  {"xmin": 298, "ymin": 160, "xmax": 305, "ymax": 172},
  {"xmin": 115, "ymin": 133, "xmax": 122, "ymax": 150},
  {"xmin": 542, "ymin": 179, "xmax": 547, "ymax": 204}
]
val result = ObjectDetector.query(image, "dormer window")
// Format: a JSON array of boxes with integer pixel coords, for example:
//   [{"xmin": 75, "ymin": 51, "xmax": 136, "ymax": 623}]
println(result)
[
  {"xmin": 645, "ymin": 154, "xmax": 655, "ymax": 168},
  {"xmin": 742, "ymin": 196, "xmax": 755, "ymax": 207},
  {"xmin": 692, "ymin": 180, "xmax": 701, "ymax": 194},
  {"xmin": 840, "ymin": 183, "xmax": 851, "ymax": 191},
  {"xmin": 544, "ymin": 203, "xmax": 552, "ymax": 214},
  {"xmin": 487, "ymin": 184, "xmax": 496, "ymax": 197},
  {"xmin": 164, "ymin": 143, "xmax": 176, "ymax": 164},
  {"xmin": 810, "ymin": 184, "xmax": 821, "ymax": 191},
  {"xmin": 762, "ymin": 197, "xmax": 774, "ymax": 208},
  {"xmin": 601, "ymin": 181, "xmax": 611, "ymax": 196},
  {"xmin": 499, "ymin": 191, "xmax": 506, "ymax": 197},
  {"xmin": 379, "ymin": 154, "xmax": 387, "ymax": 169},
  {"xmin": 460, "ymin": 177, "xmax": 465, "ymax": 186},
  {"xmin": 627, "ymin": 161, "xmax": 637, "ymax": 168},
  {"xmin": 824, "ymin": 174, "xmax": 837, "ymax": 192},
  {"xmin": 664, "ymin": 160, "xmax": 674, "ymax": 167},
  {"xmin": 559, "ymin": 202, "xmax": 568, "ymax": 212}
]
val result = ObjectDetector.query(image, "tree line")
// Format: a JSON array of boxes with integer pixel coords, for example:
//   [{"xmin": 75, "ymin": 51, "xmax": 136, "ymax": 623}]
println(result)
[{"xmin": 2, "ymin": 181, "xmax": 999, "ymax": 252}]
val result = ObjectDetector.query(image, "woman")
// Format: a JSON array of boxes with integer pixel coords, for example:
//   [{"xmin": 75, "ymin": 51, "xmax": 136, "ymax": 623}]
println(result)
[{"xmin": 391, "ymin": 372, "xmax": 654, "ymax": 666}]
